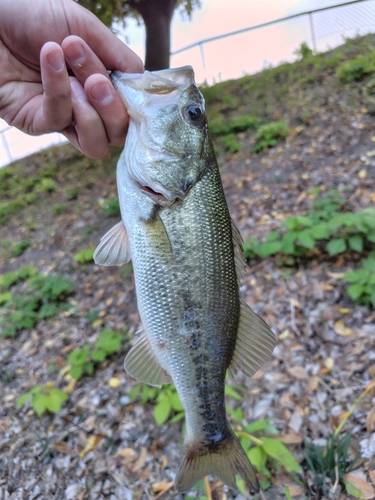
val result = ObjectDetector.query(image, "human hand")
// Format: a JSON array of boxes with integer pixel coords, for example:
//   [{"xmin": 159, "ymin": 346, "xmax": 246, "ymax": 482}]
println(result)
[{"xmin": 0, "ymin": 0, "xmax": 143, "ymax": 157}]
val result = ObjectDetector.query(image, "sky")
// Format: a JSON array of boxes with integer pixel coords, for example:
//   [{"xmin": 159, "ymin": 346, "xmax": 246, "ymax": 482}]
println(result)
[{"xmin": 0, "ymin": 0, "xmax": 372, "ymax": 167}]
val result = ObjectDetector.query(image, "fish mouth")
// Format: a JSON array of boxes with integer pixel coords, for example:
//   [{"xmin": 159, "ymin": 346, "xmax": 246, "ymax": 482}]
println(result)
[{"xmin": 137, "ymin": 182, "xmax": 179, "ymax": 205}]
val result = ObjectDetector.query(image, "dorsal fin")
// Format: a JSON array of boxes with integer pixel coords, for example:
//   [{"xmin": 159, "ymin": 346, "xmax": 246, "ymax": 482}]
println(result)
[
  {"xmin": 94, "ymin": 221, "xmax": 131, "ymax": 266},
  {"xmin": 229, "ymin": 299, "xmax": 276, "ymax": 379},
  {"xmin": 230, "ymin": 219, "xmax": 276, "ymax": 378},
  {"xmin": 231, "ymin": 219, "xmax": 247, "ymax": 281}
]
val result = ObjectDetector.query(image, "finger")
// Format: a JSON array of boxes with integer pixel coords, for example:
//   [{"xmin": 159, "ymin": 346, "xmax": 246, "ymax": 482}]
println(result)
[
  {"xmin": 62, "ymin": 4, "xmax": 144, "ymax": 74},
  {"xmin": 85, "ymin": 73, "xmax": 128, "ymax": 148},
  {"xmin": 63, "ymin": 77, "xmax": 109, "ymax": 158},
  {"xmin": 62, "ymin": 35, "xmax": 108, "ymax": 85},
  {"xmin": 39, "ymin": 42, "xmax": 73, "ymax": 132}
]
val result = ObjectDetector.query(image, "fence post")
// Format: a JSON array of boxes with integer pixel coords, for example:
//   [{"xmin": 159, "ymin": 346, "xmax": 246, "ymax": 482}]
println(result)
[
  {"xmin": 308, "ymin": 12, "xmax": 317, "ymax": 52},
  {"xmin": 198, "ymin": 42, "xmax": 207, "ymax": 83}
]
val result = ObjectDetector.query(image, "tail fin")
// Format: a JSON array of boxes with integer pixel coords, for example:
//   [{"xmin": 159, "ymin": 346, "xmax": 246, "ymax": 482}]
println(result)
[{"xmin": 174, "ymin": 428, "xmax": 259, "ymax": 494}]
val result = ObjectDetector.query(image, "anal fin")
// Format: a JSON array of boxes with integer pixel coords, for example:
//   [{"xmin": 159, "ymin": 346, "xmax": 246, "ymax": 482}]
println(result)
[
  {"xmin": 229, "ymin": 299, "xmax": 276, "ymax": 379},
  {"xmin": 124, "ymin": 327, "xmax": 171, "ymax": 387},
  {"xmin": 94, "ymin": 221, "xmax": 131, "ymax": 266}
]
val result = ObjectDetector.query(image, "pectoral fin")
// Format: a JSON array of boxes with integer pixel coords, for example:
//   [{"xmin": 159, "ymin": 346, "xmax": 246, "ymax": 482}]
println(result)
[
  {"xmin": 124, "ymin": 327, "xmax": 171, "ymax": 387},
  {"xmin": 94, "ymin": 221, "xmax": 131, "ymax": 266},
  {"xmin": 229, "ymin": 299, "xmax": 276, "ymax": 379}
]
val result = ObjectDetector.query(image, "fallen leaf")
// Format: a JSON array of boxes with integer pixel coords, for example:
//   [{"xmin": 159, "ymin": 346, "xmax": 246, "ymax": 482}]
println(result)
[
  {"xmin": 152, "ymin": 479, "xmax": 174, "ymax": 493},
  {"xmin": 132, "ymin": 446, "xmax": 148, "ymax": 472},
  {"xmin": 306, "ymin": 376, "xmax": 319, "ymax": 392},
  {"xmin": 79, "ymin": 434, "xmax": 106, "ymax": 458},
  {"xmin": 367, "ymin": 409, "xmax": 375, "ymax": 432},
  {"xmin": 324, "ymin": 357, "xmax": 334, "ymax": 370},
  {"xmin": 108, "ymin": 377, "xmax": 121, "ymax": 388},
  {"xmin": 344, "ymin": 473, "xmax": 375, "ymax": 499},
  {"xmin": 115, "ymin": 447, "xmax": 136, "ymax": 460},
  {"xmin": 287, "ymin": 484, "xmax": 304, "ymax": 497},
  {"xmin": 334, "ymin": 320, "xmax": 352, "ymax": 337},
  {"xmin": 287, "ymin": 366, "xmax": 308, "ymax": 379},
  {"xmin": 369, "ymin": 470, "xmax": 375, "ymax": 486},
  {"xmin": 281, "ymin": 431, "xmax": 303, "ymax": 444},
  {"xmin": 358, "ymin": 169, "xmax": 367, "ymax": 179},
  {"xmin": 50, "ymin": 441, "xmax": 73, "ymax": 454}
]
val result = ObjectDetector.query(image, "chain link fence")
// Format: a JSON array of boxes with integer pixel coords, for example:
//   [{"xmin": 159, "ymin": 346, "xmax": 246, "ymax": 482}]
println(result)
[
  {"xmin": 1, "ymin": 0, "xmax": 374, "ymax": 167},
  {"xmin": 171, "ymin": 0, "xmax": 375, "ymax": 84}
]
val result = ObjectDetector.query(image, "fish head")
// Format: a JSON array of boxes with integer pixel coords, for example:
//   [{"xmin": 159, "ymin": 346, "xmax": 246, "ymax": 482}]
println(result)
[{"xmin": 112, "ymin": 66, "xmax": 209, "ymax": 204}]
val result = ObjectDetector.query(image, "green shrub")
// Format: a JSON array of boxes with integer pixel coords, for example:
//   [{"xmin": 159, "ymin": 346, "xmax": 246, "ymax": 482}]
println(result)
[
  {"xmin": 0, "ymin": 269, "xmax": 73, "ymax": 337},
  {"xmin": 336, "ymin": 54, "xmax": 375, "ymax": 82},
  {"xmin": 252, "ymin": 120, "xmax": 290, "ymax": 153}
]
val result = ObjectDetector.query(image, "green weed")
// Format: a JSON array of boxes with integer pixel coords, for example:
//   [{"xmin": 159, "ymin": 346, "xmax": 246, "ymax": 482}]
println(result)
[
  {"xmin": 16, "ymin": 383, "xmax": 68, "ymax": 416},
  {"xmin": 103, "ymin": 197, "xmax": 120, "ymax": 217},
  {"xmin": 67, "ymin": 328, "xmax": 123, "ymax": 380},
  {"xmin": 303, "ymin": 432, "xmax": 359, "ymax": 497},
  {"xmin": 0, "ymin": 268, "xmax": 73, "ymax": 337},
  {"xmin": 252, "ymin": 120, "xmax": 290, "ymax": 153},
  {"xmin": 10, "ymin": 239, "xmax": 32, "ymax": 257},
  {"xmin": 343, "ymin": 252, "xmax": 375, "ymax": 307},
  {"xmin": 233, "ymin": 418, "xmax": 301, "ymax": 492},
  {"xmin": 336, "ymin": 53, "xmax": 375, "ymax": 83},
  {"xmin": 74, "ymin": 247, "xmax": 95, "ymax": 263}
]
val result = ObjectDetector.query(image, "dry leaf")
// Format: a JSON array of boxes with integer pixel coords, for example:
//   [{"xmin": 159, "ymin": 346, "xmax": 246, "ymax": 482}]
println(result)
[
  {"xmin": 306, "ymin": 376, "xmax": 319, "ymax": 392},
  {"xmin": 152, "ymin": 479, "xmax": 174, "ymax": 493},
  {"xmin": 79, "ymin": 434, "xmax": 106, "ymax": 458},
  {"xmin": 132, "ymin": 446, "xmax": 148, "ymax": 472},
  {"xmin": 369, "ymin": 470, "xmax": 375, "ymax": 486},
  {"xmin": 334, "ymin": 320, "xmax": 352, "ymax": 336},
  {"xmin": 50, "ymin": 442, "xmax": 73, "ymax": 455},
  {"xmin": 345, "ymin": 473, "xmax": 375, "ymax": 499},
  {"xmin": 287, "ymin": 484, "xmax": 304, "ymax": 497},
  {"xmin": 324, "ymin": 357, "xmax": 334, "ymax": 370},
  {"xmin": 108, "ymin": 377, "xmax": 121, "ymax": 388},
  {"xmin": 287, "ymin": 366, "xmax": 308, "ymax": 379},
  {"xmin": 281, "ymin": 431, "xmax": 303, "ymax": 444},
  {"xmin": 115, "ymin": 447, "xmax": 136, "ymax": 460},
  {"xmin": 367, "ymin": 409, "xmax": 375, "ymax": 432}
]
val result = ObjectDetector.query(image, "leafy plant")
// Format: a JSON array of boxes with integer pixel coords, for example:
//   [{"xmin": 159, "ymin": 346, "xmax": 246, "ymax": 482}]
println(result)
[
  {"xmin": 0, "ymin": 268, "xmax": 73, "ymax": 337},
  {"xmin": 336, "ymin": 53, "xmax": 375, "ymax": 83},
  {"xmin": 74, "ymin": 247, "xmax": 95, "ymax": 263},
  {"xmin": 103, "ymin": 197, "xmax": 120, "ymax": 217},
  {"xmin": 16, "ymin": 383, "xmax": 68, "ymax": 416},
  {"xmin": 11, "ymin": 239, "xmax": 32, "ymax": 257},
  {"xmin": 343, "ymin": 252, "xmax": 375, "ymax": 307},
  {"xmin": 68, "ymin": 328, "xmax": 123, "ymax": 380},
  {"xmin": 252, "ymin": 120, "xmax": 290, "ymax": 153},
  {"xmin": 244, "ymin": 200, "xmax": 375, "ymax": 261},
  {"xmin": 304, "ymin": 432, "xmax": 359, "ymax": 497},
  {"xmin": 295, "ymin": 42, "xmax": 314, "ymax": 59},
  {"xmin": 232, "ymin": 418, "xmax": 301, "ymax": 493}
]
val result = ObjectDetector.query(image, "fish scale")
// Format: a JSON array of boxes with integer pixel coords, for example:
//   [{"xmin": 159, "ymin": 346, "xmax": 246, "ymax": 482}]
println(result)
[{"xmin": 94, "ymin": 65, "xmax": 276, "ymax": 494}]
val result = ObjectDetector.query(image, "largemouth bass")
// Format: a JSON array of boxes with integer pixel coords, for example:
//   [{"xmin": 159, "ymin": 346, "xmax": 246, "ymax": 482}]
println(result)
[{"xmin": 94, "ymin": 66, "xmax": 276, "ymax": 493}]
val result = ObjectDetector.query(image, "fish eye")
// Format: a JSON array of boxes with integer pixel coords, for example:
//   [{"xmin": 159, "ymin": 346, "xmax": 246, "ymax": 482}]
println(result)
[{"xmin": 184, "ymin": 104, "xmax": 204, "ymax": 124}]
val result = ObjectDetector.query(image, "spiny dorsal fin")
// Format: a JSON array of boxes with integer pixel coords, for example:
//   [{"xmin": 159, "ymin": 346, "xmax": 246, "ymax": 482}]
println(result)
[
  {"xmin": 228, "ymin": 299, "xmax": 276, "ymax": 379},
  {"xmin": 94, "ymin": 221, "xmax": 131, "ymax": 266},
  {"xmin": 124, "ymin": 327, "xmax": 171, "ymax": 388}
]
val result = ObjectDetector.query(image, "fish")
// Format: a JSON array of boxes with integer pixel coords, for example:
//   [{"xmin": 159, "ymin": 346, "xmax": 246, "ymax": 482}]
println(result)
[{"xmin": 94, "ymin": 65, "xmax": 276, "ymax": 494}]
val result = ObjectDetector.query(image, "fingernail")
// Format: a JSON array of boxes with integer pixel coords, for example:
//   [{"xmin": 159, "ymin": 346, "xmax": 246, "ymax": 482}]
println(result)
[
  {"xmin": 65, "ymin": 43, "xmax": 85, "ymax": 65},
  {"xmin": 47, "ymin": 50, "xmax": 64, "ymax": 72},
  {"xmin": 90, "ymin": 81, "xmax": 113, "ymax": 105},
  {"xmin": 71, "ymin": 80, "xmax": 85, "ymax": 100}
]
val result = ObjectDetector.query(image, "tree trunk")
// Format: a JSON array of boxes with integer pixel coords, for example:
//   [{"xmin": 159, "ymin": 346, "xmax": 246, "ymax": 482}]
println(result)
[{"xmin": 128, "ymin": 0, "xmax": 177, "ymax": 71}]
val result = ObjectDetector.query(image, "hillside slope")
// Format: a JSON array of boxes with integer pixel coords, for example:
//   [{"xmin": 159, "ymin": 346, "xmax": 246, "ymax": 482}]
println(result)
[{"xmin": 1, "ymin": 35, "xmax": 375, "ymax": 499}]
